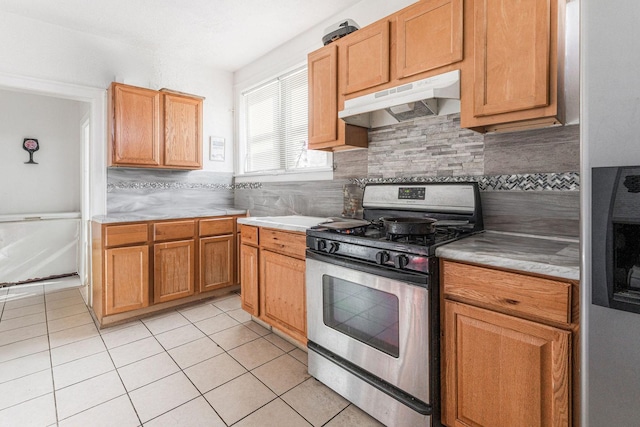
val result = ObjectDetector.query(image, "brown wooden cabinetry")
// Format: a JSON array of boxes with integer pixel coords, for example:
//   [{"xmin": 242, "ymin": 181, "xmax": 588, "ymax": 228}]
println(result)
[
  {"xmin": 163, "ymin": 92, "xmax": 203, "ymax": 168},
  {"xmin": 238, "ymin": 224, "xmax": 307, "ymax": 345},
  {"xmin": 240, "ymin": 238, "xmax": 259, "ymax": 316},
  {"xmin": 104, "ymin": 245, "xmax": 149, "ymax": 315},
  {"xmin": 461, "ymin": 0, "xmax": 564, "ymax": 132},
  {"xmin": 396, "ymin": 0, "xmax": 463, "ymax": 79},
  {"xmin": 339, "ymin": 20, "xmax": 390, "ymax": 95},
  {"xmin": 109, "ymin": 84, "xmax": 161, "ymax": 167},
  {"xmin": 308, "ymin": 44, "xmax": 368, "ymax": 151},
  {"xmin": 154, "ymin": 239, "xmax": 195, "ymax": 303},
  {"xmin": 441, "ymin": 260, "xmax": 577, "ymax": 427},
  {"xmin": 260, "ymin": 249, "xmax": 307, "ymax": 344},
  {"xmin": 92, "ymin": 214, "xmax": 243, "ymax": 327},
  {"xmin": 108, "ymin": 82, "xmax": 203, "ymax": 169},
  {"xmin": 199, "ymin": 217, "xmax": 236, "ymax": 293}
]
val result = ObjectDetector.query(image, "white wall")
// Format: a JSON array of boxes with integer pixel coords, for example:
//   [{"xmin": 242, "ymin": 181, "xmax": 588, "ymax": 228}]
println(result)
[
  {"xmin": 0, "ymin": 89, "xmax": 83, "ymax": 214},
  {"xmin": 582, "ymin": 0, "xmax": 640, "ymax": 425},
  {"xmin": 234, "ymin": 0, "xmax": 417, "ymax": 89},
  {"xmin": 0, "ymin": 11, "xmax": 235, "ymax": 173},
  {"xmin": 232, "ymin": 0, "xmax": 417, "ymax": 173}
]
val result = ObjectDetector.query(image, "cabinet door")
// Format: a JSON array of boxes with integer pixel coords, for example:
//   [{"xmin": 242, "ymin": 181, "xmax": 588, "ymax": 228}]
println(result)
[
  {"xmin": 308, "ymin": 44, "xmax": 338, "ymax": 145},
  {"xmin": 163, "ymin": 93, "xmax": 202, "ymax": 169},
  {"xmin": 104, "ymin": 245, "xmax": 149, "ymax": 315},
  {"xmin": 154, "ymin": 240, "xmax": 195, "ymax": 303},
  {"xmin": 340, "ymin": 20, "xmax": 390, "ymax": 95},
  {"xmin": 443, "ymin": 301, "xmax": 570, "ymax": 427},
  {"xmin": 111, "ymin": 84, "xmax": 161, "ymax": 166},
  {"xmin": 240, "ymin": 243, "xmax": 259, "ymax": 316},
  {"xmin": 199, "ymin": 235, "xmax": 234, "ymax": 292},
  {"xmin": 396, "ymin": 0, "xmax": 463, "ymax": 79},
  {"xmin": 260, "ymin": 250, "xmax": 306, "ymax": 343},
  {"xmin": 473, "ymin": 0, "xmax": 552, "ymax": 117}
]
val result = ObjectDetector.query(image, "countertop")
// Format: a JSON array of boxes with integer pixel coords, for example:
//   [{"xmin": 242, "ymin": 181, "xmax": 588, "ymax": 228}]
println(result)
[
  {"xmin": 237, "ymin": 215, "xmax": 331, "ymax": 233},
  {"xmin": 92, "ymin": 207, "xmax": 247, "ymax": 224},
  {"xmin": 436, "ymin": 231, "xmax": 580, "ymax": 281}
]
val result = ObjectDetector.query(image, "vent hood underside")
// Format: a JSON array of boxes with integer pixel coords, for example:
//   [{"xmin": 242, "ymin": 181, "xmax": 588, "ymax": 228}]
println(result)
[{"xmin": 338, "ymin": 70, "xmax": 460, "ymax": 129}]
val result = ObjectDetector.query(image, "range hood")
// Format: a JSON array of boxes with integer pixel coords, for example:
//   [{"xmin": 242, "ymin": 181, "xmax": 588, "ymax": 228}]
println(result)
[{"xmin": 338, "ymin": 70, "xmax": 460, "ymax": 129}]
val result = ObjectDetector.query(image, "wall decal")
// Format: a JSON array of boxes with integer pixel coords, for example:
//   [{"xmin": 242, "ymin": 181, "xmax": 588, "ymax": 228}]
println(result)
[{"xmin": 23, "ymin": 138, "xmax": 39, "ymax": 164}]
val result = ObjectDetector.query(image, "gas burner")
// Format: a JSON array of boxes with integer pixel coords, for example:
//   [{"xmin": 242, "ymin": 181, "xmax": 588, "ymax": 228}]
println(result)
[
  {"xmin": 385, "ymin": 233, "xmax": 435, "ymax": 246},
  {"xmin": 332, "ymin": 226, "xmax": 368, "ymax": 236}
]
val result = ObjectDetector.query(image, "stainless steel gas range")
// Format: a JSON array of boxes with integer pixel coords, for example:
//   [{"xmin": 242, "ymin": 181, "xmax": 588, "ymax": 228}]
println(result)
[{"xmin": 305, "ymin": 182, "xmax": 483, "ymax": 427}]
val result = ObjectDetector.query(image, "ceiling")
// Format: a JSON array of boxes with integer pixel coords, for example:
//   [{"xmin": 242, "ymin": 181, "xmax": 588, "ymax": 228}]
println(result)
[{"xmin": 0, "ymin": 0, "xmax": 363, "ymax": 71}]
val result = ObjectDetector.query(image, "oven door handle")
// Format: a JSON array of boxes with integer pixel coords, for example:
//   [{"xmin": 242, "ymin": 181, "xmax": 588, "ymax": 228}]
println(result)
[{"xmin": 306, "ymin": 250, "xmax": 430, "ymax": 287}]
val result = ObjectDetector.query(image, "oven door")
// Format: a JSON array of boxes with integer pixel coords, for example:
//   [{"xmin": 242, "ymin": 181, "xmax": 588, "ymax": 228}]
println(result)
[{"xmin": 305, "ymin": 251, "xmax": 430, "ymax": 404}]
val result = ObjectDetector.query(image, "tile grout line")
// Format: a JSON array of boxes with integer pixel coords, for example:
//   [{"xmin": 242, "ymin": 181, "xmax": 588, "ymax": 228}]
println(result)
[
  {"xmin": 94, "ymin": 312, "xmax": 145, "ymax": 427},
  {"xmin": 135, "ymin": 309, "xmax": 230, "ymax": 426},
  {"xmin": 43, "ymin": 286, "xmax": 61, "ymax": 427}
]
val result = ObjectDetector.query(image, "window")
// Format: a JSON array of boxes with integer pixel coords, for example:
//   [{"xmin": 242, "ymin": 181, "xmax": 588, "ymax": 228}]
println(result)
[{"xmin": 240, "ymin": 66, "xmax": 331, "ymax": 177}]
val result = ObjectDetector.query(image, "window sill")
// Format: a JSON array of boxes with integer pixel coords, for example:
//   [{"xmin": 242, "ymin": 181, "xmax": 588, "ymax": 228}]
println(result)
[{"xmin": 234, "ymin": 169, "xmax": 334, "ymax": 183}]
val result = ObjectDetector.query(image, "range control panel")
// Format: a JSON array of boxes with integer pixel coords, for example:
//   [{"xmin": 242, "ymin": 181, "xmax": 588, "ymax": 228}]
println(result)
[{"xmin": 398, "ymin": 187, "xmax": 426, "ymax": 200}]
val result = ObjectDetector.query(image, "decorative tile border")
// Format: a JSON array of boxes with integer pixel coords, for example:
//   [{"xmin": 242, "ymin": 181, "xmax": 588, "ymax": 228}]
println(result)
[
  {"xmin": 109, "ymin": 172, "xmax": 579, "ymax": 192},
  {"xmin": 107, "ymin": 182, "xmax": 233, "ymax": 191},
  {"xmin": 349, "ymin": 172, "xmax": 580, "ymax": 191}
]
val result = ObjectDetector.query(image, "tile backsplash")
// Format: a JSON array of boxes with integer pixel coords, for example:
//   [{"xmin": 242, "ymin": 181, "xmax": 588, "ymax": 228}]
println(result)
[
  {"xmin": 107, "ymin": 169, "xmax": 234, "ymax": 213},
  {"xmin": 105, "ymin": 114, "xmax": 580, "ymax": 239},
  {"xmin": 235, "ymin": 114, "xmax": 580, "ymax": 238}
]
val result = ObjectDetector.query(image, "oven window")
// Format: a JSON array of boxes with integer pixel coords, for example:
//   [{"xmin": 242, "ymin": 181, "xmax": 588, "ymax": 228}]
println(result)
[{"xmin": 322, "ymin": 275, "xmax": 400, "ymax": 358}]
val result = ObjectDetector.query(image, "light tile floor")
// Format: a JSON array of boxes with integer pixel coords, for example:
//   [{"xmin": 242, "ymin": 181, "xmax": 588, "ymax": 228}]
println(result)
[{"xmin": 0, "ymin": 277, "xmax": 384, "ymax": 426}]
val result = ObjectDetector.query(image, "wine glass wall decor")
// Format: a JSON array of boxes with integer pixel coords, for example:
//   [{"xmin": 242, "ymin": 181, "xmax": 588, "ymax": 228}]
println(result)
[{"xmin": 23, "ymin": 138, "xmax": 39, "ymax": 164}]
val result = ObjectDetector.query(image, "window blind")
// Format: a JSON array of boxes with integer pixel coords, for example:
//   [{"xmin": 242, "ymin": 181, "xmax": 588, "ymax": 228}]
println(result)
[{"xmin": 243, "ymin": 66, "xmax": 330, "ymax": 174}]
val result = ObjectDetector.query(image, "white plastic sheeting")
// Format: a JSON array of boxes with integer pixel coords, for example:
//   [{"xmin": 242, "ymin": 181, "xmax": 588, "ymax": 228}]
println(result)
[{"xmin": 0, "ymin": 212, "xmax": 80, "ymax": 284}]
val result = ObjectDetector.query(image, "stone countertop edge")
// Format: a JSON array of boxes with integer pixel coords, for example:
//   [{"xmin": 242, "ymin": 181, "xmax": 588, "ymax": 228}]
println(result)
[
  {"xmin": 237, "ymin": 216, "xmax": 331, "ymax": 233},
  {"xmin": 92, "ymin": 208, "xmax": 248, "ymax": 224},
  {"xmin": 435, "ymin": 231, "xmax": 580, "ymax": 282}
]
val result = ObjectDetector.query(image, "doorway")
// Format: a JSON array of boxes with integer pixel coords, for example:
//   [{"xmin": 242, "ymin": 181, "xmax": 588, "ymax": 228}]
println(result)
[{"xmin": 0, "ymin": 72, "xmax": 106, "ymax": 304}]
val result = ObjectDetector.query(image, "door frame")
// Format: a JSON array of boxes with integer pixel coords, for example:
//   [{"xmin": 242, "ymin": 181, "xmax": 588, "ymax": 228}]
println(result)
[{"xmin": 0, "ymin": 72, "xmax": 107, "ymax": 304}]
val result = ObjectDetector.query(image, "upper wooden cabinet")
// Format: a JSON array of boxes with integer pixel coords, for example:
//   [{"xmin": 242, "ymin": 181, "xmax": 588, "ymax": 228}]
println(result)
[
  {"xmin": 108, "ymin": 82, "xmax": 203, "ymax": 170},
  {"xmin": 163, "ymin": 92, "xmax": 203, "ymax": 168},
  {"xmin": 340, "ymin": 20, "xmax": 390, "ymax": 95},
  {"xmin": 307, "ymin": 44, "xmax": 368, "ymax": 151},
  {"xmin": 110, "ymin": 84, "xmax": 161, "ymax": 167},
  {"xmin": 461, "ymin": 0, "xmax": 564, "ymax": 132},
  {"xmin": 308, "ymin": 44, "xmax": 338, "ymax": 145},
  {"xmin": 396, "ymin": 0, "xmax": 463, "ymax": 79}
]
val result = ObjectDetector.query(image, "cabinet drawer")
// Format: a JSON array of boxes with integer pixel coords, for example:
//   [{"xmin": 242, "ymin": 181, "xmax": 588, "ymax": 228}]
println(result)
[
  {"xmin": 104, "ymin": 224, "xmax": 148, "ymax": 247},
  {"xmin": 240, "ymin": 225, "xmax": 259, "ymax": 245},
  {"xmin": 442, "ymin": 260, "xmax": 572, "ymax": 324},
  {"xmin": 199, "ymin": 217, "xmax": 234, "ymax": 237},
  {"xmin": 260, "ymin": 229, "xmax": 306, "ymax": 260},
  {"xmin": 153, "ymin": 220, "xmax": 196, "ymax": 241}
]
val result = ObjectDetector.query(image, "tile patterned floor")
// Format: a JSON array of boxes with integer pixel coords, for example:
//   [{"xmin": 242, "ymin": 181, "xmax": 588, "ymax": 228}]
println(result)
[{"xmin": 0, "ymin": 277, "xmax": 384, "ymax": 426}]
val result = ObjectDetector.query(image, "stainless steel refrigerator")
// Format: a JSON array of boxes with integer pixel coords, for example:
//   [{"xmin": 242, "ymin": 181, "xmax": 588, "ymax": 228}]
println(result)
[{"xmin": 583, "ymin": 1, "xmax": 640, "ymax": 425}]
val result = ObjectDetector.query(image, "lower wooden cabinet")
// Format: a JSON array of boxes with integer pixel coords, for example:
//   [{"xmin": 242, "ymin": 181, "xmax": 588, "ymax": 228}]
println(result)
[
  {"xmin": 443, "ymin": 301, "xmax": 570, "ymax": 427},
  {"xmin": 239, "ymin": 224, "xmax": 307, "ymax": 345},
  {"xmin": 104, "ymin": 245, "xmax": 149, "ymax": 315},
  {"xmin": 199, "ymin": 235, "xmax": 234, "ymax": 292},
  {"xmin": 92, "ymin": 215, "xmax": 243, "ymax": 326},
  {"xmin": 260, "ymin": 249, "xmax": 307, "ymax": 343},
  {"xmin": 154, "ymin": 239, "xmax": 195, "ymax": 303},
  {"xmin": 240, "ymin": 243, "xmax": 259, "ymax": 316},
  {"xmin": 441, "ymin": 260, "xmax": 578, "ymax": 427}
]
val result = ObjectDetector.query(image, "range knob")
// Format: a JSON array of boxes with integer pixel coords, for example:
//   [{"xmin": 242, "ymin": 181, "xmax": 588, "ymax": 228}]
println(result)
[
  {"xmin": 328, "ymin": 242, "xmax": 340, "ymax": 254},
  {"xmin": 394, "ymin": 254, "xmax": 409, "ymax": 269},
  {"xmin": 375, "ymin": 251, "xmax": 390, "ymax": 265},
  {"xmin": 315, "ymin": 240, "xmax": 327, "ymax": 251}
]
